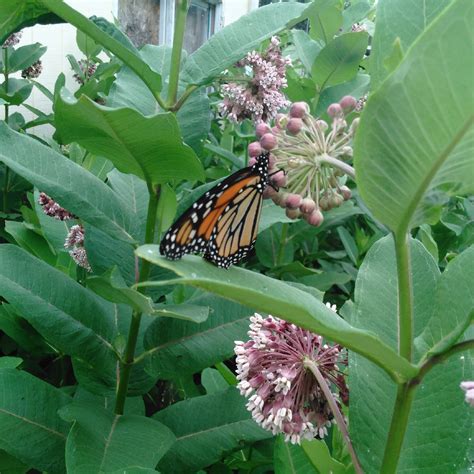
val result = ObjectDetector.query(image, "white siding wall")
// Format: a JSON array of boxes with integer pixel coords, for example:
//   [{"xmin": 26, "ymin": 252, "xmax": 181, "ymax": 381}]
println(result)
[{"xmin": 3, "ymin": 0, "xmax": 254, "ymax": 134}]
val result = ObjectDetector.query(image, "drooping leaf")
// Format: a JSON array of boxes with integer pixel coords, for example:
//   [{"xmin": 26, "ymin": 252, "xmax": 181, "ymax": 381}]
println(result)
[
  {"xmin": 0, "ymin": 1, "xmax": 62, "ymax": 45},
  {"xmin": 181, "ymin": 2, "xmax": 310, "ymax": 86},
  {"xmin": 59, "ymin": 402, "xmax": 175, "ymax": 474},
  {"xmin": 55, "ymin": 90, "xmax": 204, "ymax": 186},
  {"xmin": 370, "ymin": 0, "xmax": 452, "ymax": 90},
  {"xmin": 312, "ymin": 32, "xmax": 368, "ymax": 90},
  {"xmin": 154, "ymin": 388, "xmax": 271, "ymax": 473},
  {"xmin": 136, "ymin": 248, "xmax": 417, "ymax": 382},
  {"xmin": 350, "ymin": 235, "xmax": 472, "ymax": 472},
  {"xmin": 0, "ymin": 122, "xmax": 137, "ymax": 243},
  {"xmin": 0, "ymin": 245, "xmax": 117, "ymax": 372},
  {"xmin": 0, "ymin": 79, "xmax": 32, "ymax": 105},
  {"xmin": 354, "ymin": 0, "xmax": 474, "ymax": 235},
  {"xmin": 0, "ymin": 369, "xmax": 71, "ymax": 473}
]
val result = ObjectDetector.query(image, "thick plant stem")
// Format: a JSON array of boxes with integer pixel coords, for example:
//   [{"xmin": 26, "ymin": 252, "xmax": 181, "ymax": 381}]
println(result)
[
  {"xmin": 2, "ymin": 48, "xmax": 10, "ymax": 213},
  {"xmin": 379, "ymin": 232, "xmax": 415, "ymax": 471},
  {"xmin": 167, "ymin": 0, "xmax": 189, "ymax": 107},
  {"xmin": 380, "ymin": 383, "xmax": 416, "ymax": 473},
  {"xmin": 304, "ymin": 359, "xmax": 363, "ymax": 474},
  {"xmin": 114, "ymin": 186, "xmax": 160, "ymax": 415},
  {"xmin": 395, "ymin": 232, "xmax": 414, "ymax": 362}
]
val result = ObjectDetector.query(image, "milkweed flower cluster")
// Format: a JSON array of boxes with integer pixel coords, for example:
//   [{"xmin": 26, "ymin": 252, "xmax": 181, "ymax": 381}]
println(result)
[
  {"xmin": 2, "ymin": 32, "xmax": 22, "ymax": 48},
  {"xmin": 21, "ymin": 60, "xmax": 43, "ymax": 79},
  {"xmin": 234, "ymin": 309, "xmax": 348, "ymax": 444},
  {"xmin": 64, "ymin": 224, "xmax": 91, "ymax": 272},
  {"xmin": 38, "ymin": 193, "xmax": 91, "ymax": 271},
  {"xmin": 248, "ymin": 97, "xmax": 359, "ymax": 226},
  {"xmin": 38, "ymin": 192, "xmax": 77, "ymax": 220},
  {"xmin": 73, "ymin": 59, "xmax": 97, "ymax": 85},
  {"xmin": 220, "ymin": 37, "xmax": 291, "ymax": 123}
]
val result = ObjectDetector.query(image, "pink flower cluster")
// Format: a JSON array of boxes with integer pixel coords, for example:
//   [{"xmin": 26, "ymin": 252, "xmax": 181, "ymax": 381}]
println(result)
[
  {"xmin": 21, "ymin": 60, "xmax": 43, "ymax": 79},
  {"xmin": 73, "ymin": 59, "xmax": 97, "ymax": 85},
  {"xmin": 220, "ymin": 37, "xmax": 291, "ymax": 123},
  {"xmin": 38, "ymin": 192, "xmax": 77, "ymax": 221},
  {"xmin": 248, "ymin": 97, "xmax": 359, "ymax": 226},
  {"xmin": 2, "ymin": 32, "xmax": 22, "ymax": 49},
  {"xmin": 235, "ymin": 311, "xmax": 348, "ymax": 444}
]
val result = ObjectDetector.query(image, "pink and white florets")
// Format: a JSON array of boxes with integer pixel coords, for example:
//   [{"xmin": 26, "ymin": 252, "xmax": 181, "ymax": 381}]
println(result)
[{"xmin": 234, "ymin": 312, "xmax": 348, "ymax": 444}]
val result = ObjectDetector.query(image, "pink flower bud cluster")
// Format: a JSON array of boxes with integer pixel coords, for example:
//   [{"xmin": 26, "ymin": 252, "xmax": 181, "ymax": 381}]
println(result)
[
  {"xmin": 461, "ymin": 381, "xmax": 474, "ymax": 407},
  {"xmin": 64, "ymin": 224, "xmax": 91, "ymax": 272},
  {"xmin": 2, "ymin": 32, "xmax": 22, "ymax": 49},
  {"xmin": 248, "ymin": 98, "xmax": 359, "ymax": 226},
  {"xmin": 355, "ymin": 94, "xmax": 367, "ymax": 112},
  {"xmin": 73, "ymin": 59, "xmax": 97, "ymax": 85},
  {"xmin": 38, "ymin": 192, "xmax": 77, "ymax": 220},
  {"xmin": 21, "ymin": 60, "xmax": 43, "ymax": 79},
  {"xmin": 234, "ymin": 309, "xmax": 348, "ymax": 444},
  {"xmin": 220, "ymin": 37, "xmax": 291, "ymax": 123}
]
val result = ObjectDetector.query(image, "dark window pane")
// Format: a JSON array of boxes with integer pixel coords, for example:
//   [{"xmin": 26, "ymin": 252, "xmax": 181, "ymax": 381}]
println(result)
[{"xmin": 184, "ymin": 4, "xmax": 210, "ymax": 53}]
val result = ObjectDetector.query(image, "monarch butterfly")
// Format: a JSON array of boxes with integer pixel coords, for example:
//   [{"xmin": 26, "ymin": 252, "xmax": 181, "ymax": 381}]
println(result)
[{"xmin": 160, "ymin": 152, "xmax": 270, "ymax": 268}]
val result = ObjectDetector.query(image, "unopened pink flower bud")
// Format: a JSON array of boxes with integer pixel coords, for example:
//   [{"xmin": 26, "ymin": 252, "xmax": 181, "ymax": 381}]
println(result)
[
  {"xmin": 286, "ymin": 118, "xmax": 303, "ymax": 135},
  {"xmin": 248, "ymin": 157, "xmax": 257, "ymax": 167},
  {"xmin": 275, "ymin": 113, "xmax": 288, "ymax": 128},
  {"xmin": 260, "ymin": 133, "xmax": 277, "ymax": 150},
  {"xmin": 330, "ymin": 193, "xmax": 344, "ymax": 207},
  {"xmin": 289, "ymin": 102, "xmax": 309, "ymax": 119},
  {"xmin": 305, "ymin": 209, "xmax": 324, "ymax": 227},
  {"xmin": 339, "ymin": 95, "xmax": 357, "ymax": 111},
  {"xmin": 256, "ymin": 122, "xmax": 271, "ymax": 138},
  {"xmin": 270, "ymin": 170, "xmax": 287, "ymax": 188},
  {"xmin": 248, "ymin": 141, "xmax": 262, "ymax": 157},
  {"xmin": 263, "ymin": 186, "xmax": 278, "ymax": 199},
  {"xmin": 285, "ymin": 208, "xmax": 301, "ymax": 219},
  {"xmin": 300, "ymin": 197, "xmax": 316, "ymax": 214},
  {"xmin": 327, "ymin": 103, "xmax": 343, "ymax": 118},
  {"xmin": 340, "ymin": 185, "xmax": 352, "ymax": 200},
  {"xmin": 285, "ymin": 193, "xmax": 302, "ymax": 209}
]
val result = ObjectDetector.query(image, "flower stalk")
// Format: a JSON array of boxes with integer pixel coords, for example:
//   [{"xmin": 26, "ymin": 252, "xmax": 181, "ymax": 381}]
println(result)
[{"xmin": 304, "ymin": 358, "xmax": 363, "ymax": 474}]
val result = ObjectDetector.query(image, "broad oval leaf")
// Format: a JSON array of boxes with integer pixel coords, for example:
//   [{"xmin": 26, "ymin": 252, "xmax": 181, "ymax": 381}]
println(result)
[
  {"xmin": 0, "ymin": 245, "xmax": 117, "ymax": 371},
  {"xmin": 3, "ymin": 43, "xmax": 47, "ymax": 73},
  {"xmin": 135, "ymin": 248, "xmax": 417, "ymax": 382},
  {"xmin": 0, "ymin": 122, "xmax": 137, "ymax": 243},
  {"xmin": 59, "ymin": 401, "xmax": 175, "ymax": 474},
  {"xmin": 154, "ymin": 387, "xmax": 271, "ymax": 473},
  {"xmin": 349, "ymin": 235, "xmax": 472, "ymax": 472},
  {"xmin": 55, "ymin": 90, "xmax": 204, "ymax": 185},
  {"xmin": 180, "ymin": 2, "xmax": 309, "ymax": 86},
  {"xmin": 354, "ymin": 0, "xmax": 474, "ymax": 235},
  {"xmin": 0, "ymin": 369, "xmax": 71, "ymax": 474}
]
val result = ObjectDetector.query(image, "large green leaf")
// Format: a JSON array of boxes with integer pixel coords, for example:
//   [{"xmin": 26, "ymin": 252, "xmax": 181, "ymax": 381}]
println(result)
[
  {"xmin": 354, "ymin": 0, "xmax": 474, "ymax": 236},
  {"xmin": 311, "ymin": 32, "xmax": 368, "ymax": 90},
  {"xmin": 349, "ymin": 235, "xmax": 472, "ymax": 472},
  {"xmin": 0, "ymin": 245, "xmax": 117, "ymax": 371},
  {"xmin": 55, "ymin": 91, "xmax": 204, "ymax": 185},
  {"xmin": 291, "ymin": 29, "xmax": 323, "ymax": 72},
  {"xmin": 59, "ymin": 402, "xmax": 175, "ymax": 474},
  {"xmin": 370, "ymin": 0, "xmax": 452, "ymax": 90},
  {"xmin": 135, "ymin": 248, "xmax": 417, "ymax": 382},
  {"xmin": 415, "ymin": 245, "xmax": 474, "ymax": 358},
  {"xmin": 0, "ymin": 122, "xmax": 137, "ymax": 243},
  {"xmin": 0, "ymin": 369, "xmax": 71, "ymax": 473},
  {"xmin": 180, "ymin": 2, "xmax": 309, "ymax": 86},
  {"xmin": 3, "ymin": 43, "xmax": 47, "ymax": 73},
  {"xmin": 142, "ymin": 294, "xmax": 253, "ymax": 379},
  {"xmin": 108, "ymin": 44, "xmax": 211, "ymax": 153},
  {"xmin": 0, "ymin": 0, "xmax": 62, "ymax": 45},
  {"xmin": 154, "ymin": 388, "xmax": 271, "ymax": 473}
]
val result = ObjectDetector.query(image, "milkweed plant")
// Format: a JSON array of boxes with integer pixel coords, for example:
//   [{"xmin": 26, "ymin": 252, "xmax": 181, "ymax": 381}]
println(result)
[{"xmin": 0, "ymin": 0, "xmax": 472, "ymax": 473}]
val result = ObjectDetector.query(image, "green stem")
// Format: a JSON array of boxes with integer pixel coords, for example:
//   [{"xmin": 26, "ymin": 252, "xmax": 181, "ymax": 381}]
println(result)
[
  {"xmin": 114, "ymin": 185, "xmax": 160, "ymax": 415},
  {"xmin": 319, "ymin": 154, "xmax": 355, "ymax": 180},
  {"xmin": 3, "ymin": 47, "xmax": 10, "ymax": 213},
  {"xmin": 276, "ymin": 223, "xmax": 288, "ymax": 266},
  {"xmin": 170, "ymin": 84, "xmax": 198, "ymax": 112},
  {"xmin": 40, "ymin": 0, "xmax": 166, "ymax": 109},
  {"xmin": 381, "ymin": 383, "xmax": 416, "ymax": 473},
  {"xmin": 395, "ymin": 232, "xmax": 413, "ymax": 362},
  {"xmin": 304, "ymin": 358, "xmax": 363, "ymax": 474},
  {"xmin": 167, "ymin": 0, "xmax": 189, "ymax": 107}
]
